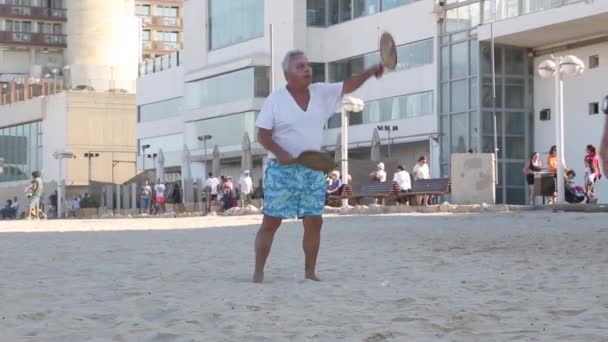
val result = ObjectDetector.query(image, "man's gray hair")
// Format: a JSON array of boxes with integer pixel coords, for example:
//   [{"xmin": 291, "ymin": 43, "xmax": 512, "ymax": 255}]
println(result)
[{"xmin": 282, "ymin": 49, "xmax": 305, "ymax": 73}]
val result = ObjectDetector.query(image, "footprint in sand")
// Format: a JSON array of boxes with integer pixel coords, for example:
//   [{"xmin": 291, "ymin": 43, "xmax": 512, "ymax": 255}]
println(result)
[
  {"xmin": 144, "ymin": 332, "xmax": 181, "ymax": 342},
  {"xmin": 548, "ymin": 309, "xmax": 587, "ymax": 317},
  {"xmin": 392, "ymin": 316, "xmax": 424, "ymax": 323},
  {"xmin": 393, "ymin": 297, "xmax": 416, "ymax": 307},
  {"xmin": 17, "ymin": 312, "xmax": 46, "ymax": 321},
  {"xmin": 365, "ymin": 331, "xmax": 395, "ymax": 341}
]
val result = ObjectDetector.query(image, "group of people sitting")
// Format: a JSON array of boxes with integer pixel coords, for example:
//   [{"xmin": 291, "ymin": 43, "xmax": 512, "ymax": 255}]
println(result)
[
  {"xmin": 0, "ymin": 196, "xmax": 19, "ymax": 219},
  {"xmin": 523, "ymin": 144, "xmax": 602, "ymax": 204},
  {"xmin": 325, "ymin": 155, "xmax": 433, "ymax": 206}
]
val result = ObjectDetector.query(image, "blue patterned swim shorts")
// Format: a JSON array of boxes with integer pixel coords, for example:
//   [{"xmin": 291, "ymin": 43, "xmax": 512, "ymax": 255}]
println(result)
[{"xmin": 263, "ymin": 159, "xmax": 326, "ymax": 219}]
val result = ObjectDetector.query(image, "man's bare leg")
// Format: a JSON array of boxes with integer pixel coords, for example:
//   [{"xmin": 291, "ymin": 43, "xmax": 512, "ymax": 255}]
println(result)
[
  {"xmin": 253, "ymin": 215, "xmax": 282, "ymax": 283},
  {"xmin": 302, "ymin": 215, "xmax": 322, "ymax": 281}
]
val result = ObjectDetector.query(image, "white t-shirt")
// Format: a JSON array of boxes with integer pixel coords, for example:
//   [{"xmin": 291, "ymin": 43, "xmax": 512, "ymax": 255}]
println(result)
[
  {"xmin": 255, "ymin": 82, "xmax": 344, "ymax": 159},
  {"xmin": 376, "ymin": 170, "xmax": 387, "ymax": 182},
  {"xmin": 413, "ymin": 163, "xmax": 431, "ymax": 179},
  {"xmin": 205, "ymin": 177, "xmax": 220, "ymax": 195},
  {"xmin": 154, "ymin": 184, "xmax": 166, "ymax": 197},
  {"xmin": 239, "ymin": 176, "xmax": 253, "ymax": 195},
  {"xmin": 393, "ymin": 170, "xmax": 411, "ymax": 191}
]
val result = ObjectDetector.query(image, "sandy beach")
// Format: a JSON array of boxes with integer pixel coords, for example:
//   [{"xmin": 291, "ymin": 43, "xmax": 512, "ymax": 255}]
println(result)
[{"xmin": 1, "ymin": 212, "xmax": 607, "ymax": 341}]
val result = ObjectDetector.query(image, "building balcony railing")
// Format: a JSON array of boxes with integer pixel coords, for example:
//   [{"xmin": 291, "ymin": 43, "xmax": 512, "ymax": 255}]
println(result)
[
  {"xmin": 138, "ymin": 15, "xmax": 182, "ymax": 27},
  {"xmin": 483, "ymin": 0, "xmax": 586, "ymax": 23},
  {"xmin": 0, "ymin": 4, "xmax": 67, "ymax": 22},
  {"xmin": 139, "ymin": 50, "xmax": 181, "ymax": 76},
  {"xmin": 0, "ymin": 31, "xmax": 67, "ymax": 48},
  {"xmin": 142, "ymin": 40, "xmax": 182, "ymax": 53}
]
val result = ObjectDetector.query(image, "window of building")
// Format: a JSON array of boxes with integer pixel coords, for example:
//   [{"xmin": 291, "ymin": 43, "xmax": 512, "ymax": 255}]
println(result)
[
  {"xmin": 138, "ymin": 97, "xmax": 184, "ymax": 123},
  {"xmin": 328, "ymin": 38, "xmax": 433, "ymax": 81},
  {"xmin": 6, "ymin": 0, "xmax": 32, "ymax": 6},
  {"xmin": 382, "ymin": 0, "xmax": 413, "ymax": 11},
  {"xmin": 142, "ymin": 30, "xmax": 150, "ymax": 41},
  {"xmin": 185, "ymin": 66, "xmax": 270, "ymax": 110},
  {"xmin": 135, "ymin": 4, "xmax": 150, "ymax": 16},
  {"xmin": 191, "ymin": 111, "xmax": 260, "ymax": 147},
  {"xmin": 6, "ymin": 20, "xmax": 32, "ymax": 33},
  {"xmin": 156, "ymin": 6, "xmax": 178, "ymax": 17},
  {"xmin": 589, "ymin": 55, "xmax": 599, "ymax": 69},
  {"xmin": 326, "ymin": 91, "xmax": 433, "ymax": 129},
  {"xmin": 37, "ymin": 23, "xmax": 62, "ymax": 34},
  {"xmin": 209, "ymin": 0, "xmax": 264, "ymax": 50},
  {"xmin": 308, "ymin": 0, "xmax": 418, "ymax": 27},
  {"xmin": 42, "ymin": 0, "xmax": 63, "ymax": 9},
  {"xmin": 307, "ymin": 0, "xmax": 326, "ymax": 26},
  {"xmin": 0, "ymin": 121, "xmax": 42, "ymax": 183},
  {"xmin": 157, "ymin": 31, "xmax": 178, "ymax": 42},
  {"xmin": 589, "ymin": 102, "xmax": 599, "ymax": 115},
  {"xmin": 311, "ymin": 63, "xmax": 326, "ymax": 82},
  {"xmin": 354, "ymin": 0, "xmax": 379, "ymax": 18},
  {"xmin": 139, "ymin": 133, "xmax": 184, "ymax": 154}
]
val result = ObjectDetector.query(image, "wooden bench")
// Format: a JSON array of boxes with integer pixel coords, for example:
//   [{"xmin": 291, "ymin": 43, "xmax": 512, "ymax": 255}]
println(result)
[
  {"xmin": 401, "ymin": 178, "xmax": 451, "ymax": 205},
  {"xmin": 348, "ymin": 182, "xmax": 400, "ymax": 205},
  {"xmin": 327, "ymin": 184, "xmax": 361, "ymax": 207}
]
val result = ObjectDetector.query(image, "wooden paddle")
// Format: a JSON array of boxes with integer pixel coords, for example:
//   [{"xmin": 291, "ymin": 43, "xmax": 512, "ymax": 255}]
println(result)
[
  {"xmin": 379, "ymin": 31, "xmax": 397, "ymax": 72},
  {"xmin": 296, "ymin": 150, "xmax": 336, "ymax": 173}
]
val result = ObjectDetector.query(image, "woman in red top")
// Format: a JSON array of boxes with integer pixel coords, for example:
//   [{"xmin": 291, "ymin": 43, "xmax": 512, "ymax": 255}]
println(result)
[{"xmin": 584, "ymin": 144, "xmax": 601, "ymax": 202}]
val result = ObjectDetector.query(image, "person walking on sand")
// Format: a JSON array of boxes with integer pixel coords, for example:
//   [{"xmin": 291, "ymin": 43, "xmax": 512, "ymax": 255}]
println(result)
[
  {"xmin": 252, "ymin": 49, "xmax": 383, "ymax": 283},
  {"xmin": 27, "ymin": 171, "xmax": 43, "ymax": 220}
]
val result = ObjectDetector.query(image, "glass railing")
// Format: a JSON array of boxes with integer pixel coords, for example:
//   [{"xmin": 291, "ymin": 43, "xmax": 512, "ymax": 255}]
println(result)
[
  {"xmin": 484, "ymin": 0, "xmax": 586, "ymax": 23},
  {"xmin": 139, "ymin": 50, "xmax": 181, "ymax": 76}
]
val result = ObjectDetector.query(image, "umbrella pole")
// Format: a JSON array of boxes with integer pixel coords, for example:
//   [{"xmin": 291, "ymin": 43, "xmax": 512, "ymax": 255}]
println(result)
[{"xmin": 341, "ymin": 107, "xmax": 349, "ymax": 208}]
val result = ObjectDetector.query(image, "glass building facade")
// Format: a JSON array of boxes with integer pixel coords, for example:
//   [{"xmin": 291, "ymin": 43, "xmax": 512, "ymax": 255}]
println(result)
[
  {"xmin": 191, "ymin": 111, "xmax": 259, "ymax": 147},
  {"xmin": 328, "ymin": 38, "xmax": 433, "ymax": 82},
  {"xmin": 139, "ymin": 133, "xmax": 184, "ymax": 155},
  {"xmin": 439, "ymin": 0, "xmax": 534, "ymax": 204},
  {"xmin": 185, "ymin": 67, "xmax": 270, "ymax": 110},
  {"xmin": 327, "ymin": 91, "xmax": 433, "ymax": 129},
  {"xmin": 0, "ymin": 121, "xmax": 42, "ymax": 183},
  {"xmin": 208, "ymin": 0, "xmax": 264, "ymax": 50},
  {"xmin": 307, "ymin": 0, "xmax": 422, "ymax": 26},
  {"xmin": 138, "ymin": 97, "xmax": 184, "ymax": 123}
]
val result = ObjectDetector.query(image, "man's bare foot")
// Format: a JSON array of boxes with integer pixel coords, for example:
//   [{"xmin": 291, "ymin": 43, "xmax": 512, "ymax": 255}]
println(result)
[
  {"xmin": 252, "ymin": 272, "xmax": 264, "ymax": 284},
  {"xmin": 305, "ymin": 273, "xmax": 320, "ymax": 282}
]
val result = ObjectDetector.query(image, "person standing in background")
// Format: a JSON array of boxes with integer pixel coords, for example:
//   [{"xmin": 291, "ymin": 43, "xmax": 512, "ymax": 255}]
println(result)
[
  {"xmin": 523, "ymin": 152, "xmax": 542, "ymax": 205},
  {"xmin": 154, "ymin": 179, "xmax": 166, "ymax": 214},
  {"xmin": 140, "ymin": 179, "xmax": 152, "ymax": 214},
  {"xmin": 413, "ymin": 156, "xmax": 431, "ymax": 206},
  {"xmin": 239, "ymin": 170, "xmax": 253, "ymax": 203},
  {"xmin": 27, "ymin": 171, "xmax": 43, "ymax": 220}
]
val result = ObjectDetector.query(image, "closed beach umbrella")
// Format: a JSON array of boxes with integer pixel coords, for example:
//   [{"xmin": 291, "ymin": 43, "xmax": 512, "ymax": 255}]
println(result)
[{"xmin": 370, "ymin": 128, "xmax": 381, "ymax": 161}]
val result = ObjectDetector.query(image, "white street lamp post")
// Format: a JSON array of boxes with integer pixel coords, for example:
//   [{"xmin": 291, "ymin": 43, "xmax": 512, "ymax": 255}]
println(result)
[
  {"xmin": 538, "ymin": 55, "xmax": 585, "ymax": 204},
  {"xmin": 53, "ymin": 151, "xmax": 75, "ymax": 218},
  {"xmin": 341, "ymin": 96, "xmax": 364, "ymax": 208}
]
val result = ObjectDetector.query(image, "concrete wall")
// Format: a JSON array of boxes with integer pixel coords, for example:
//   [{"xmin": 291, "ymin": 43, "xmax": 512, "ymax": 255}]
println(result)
[
  {"xmin": 534, "ymin": 42, "xmax": 608, "ymax": 202},
  {"xmin": 451, "ymin": 153, "xmax": 496, "ymax": 205},
  {"xmin": 65, "ymin": 92, "xmax": 137, "ymax": 185}
]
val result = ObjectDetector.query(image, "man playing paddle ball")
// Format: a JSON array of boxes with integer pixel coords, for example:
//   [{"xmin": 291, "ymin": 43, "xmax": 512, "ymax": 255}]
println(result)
[{"xmin": 253, "ymin": 50, "xmax": 383, "ymax": 283}]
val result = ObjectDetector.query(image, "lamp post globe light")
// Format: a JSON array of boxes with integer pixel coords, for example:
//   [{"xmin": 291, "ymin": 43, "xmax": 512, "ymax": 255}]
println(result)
[
  {"xmin": 197, "ymin": 134, "xmax": 213, "ymax": 174},
  {"xmin": 53, "ymin": 151, "xmax": 76, "ymax": 218},
  {"xmin": 341, "ymin": 96, "xmax": 364, "ymax": 208},
  {"xmin": 537, "ymin": 55, "xmax": 585, "ymax": 204}
]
